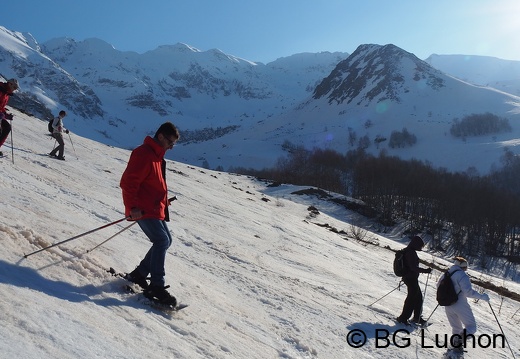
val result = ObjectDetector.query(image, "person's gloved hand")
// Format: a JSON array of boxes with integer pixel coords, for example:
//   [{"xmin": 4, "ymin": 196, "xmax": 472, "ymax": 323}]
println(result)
[
  {"xmin": 5, "ymin": 113, "xmax": 13, "ymax": 120},
  {"xmin": 425, "ymin": 268, "xmax": 432, "ymax": 274},
  {"xmin": 65, "ymin": 129, "xmax": 69, "ymax": 134},
  {"xmin": 129, "ymin": 207, "xmax": 144, "ymax": 220}
]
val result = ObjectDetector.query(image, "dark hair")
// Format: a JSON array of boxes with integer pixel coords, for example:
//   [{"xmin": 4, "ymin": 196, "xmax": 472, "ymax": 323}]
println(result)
[
  {"xmin": 154, "ymin": 122, "xmax": 180, "ymax": 140},
  {"xmin": 59, "ymin": 110, "xmax": 67, "ymax": 117}
]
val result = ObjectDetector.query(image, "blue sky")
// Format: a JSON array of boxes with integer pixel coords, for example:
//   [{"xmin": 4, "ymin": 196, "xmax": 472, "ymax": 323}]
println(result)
[{"xmin": 3, "ymin": 0, "xmax": 520, "ymax": 63}]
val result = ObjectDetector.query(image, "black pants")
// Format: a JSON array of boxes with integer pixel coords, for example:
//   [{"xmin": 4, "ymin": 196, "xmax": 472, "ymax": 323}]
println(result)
[
  {"xmin": 398, "ymin": 276, "xmax": 423, "ymax": 320},
  {"xmin": 0, "ymin": 119, "xmax": 11, "ymax": 148},
  {"xmin": 50, "ymin": 133, "xmax": 65, "ymax": 158}
]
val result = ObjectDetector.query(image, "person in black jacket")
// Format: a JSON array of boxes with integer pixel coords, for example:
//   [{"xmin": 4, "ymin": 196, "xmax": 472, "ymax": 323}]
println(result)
[{"xmin": 396, "ymin": 235, "xmax": 432, "ymax": 325}]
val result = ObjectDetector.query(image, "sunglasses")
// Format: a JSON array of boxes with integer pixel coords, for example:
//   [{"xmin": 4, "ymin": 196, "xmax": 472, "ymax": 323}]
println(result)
[{"xmin": 164, "ymin": 135, "xmax": 177, "ymax": 146}]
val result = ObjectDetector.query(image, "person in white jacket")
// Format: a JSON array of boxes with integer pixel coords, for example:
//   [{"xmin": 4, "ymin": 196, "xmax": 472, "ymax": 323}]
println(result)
[
  {"xmin": 49, "ymin": 110, "xmax": 69, "ymax": 160},
  {"xmin": 439, "ymin": 256, "xmax": 490, "ymax": 352}
]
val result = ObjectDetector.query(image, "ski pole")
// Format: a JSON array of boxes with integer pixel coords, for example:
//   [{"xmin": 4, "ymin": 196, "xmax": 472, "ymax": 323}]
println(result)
[
  {"xmin": 368, "ymin": 282, "xmax": 402, "ymax": 307},
  {"xmin": 68, "ymin": 132, "xmax": 78, "ymax": 159},
  {"xmin": 9, "ymin": 118, "xmax": 14, "ymax": 164},
  {"xmin": 86, "ymin": 221, "xmax": 137, "ymax": 253},
  {"xmin": 488, "ymin": 302, "xmax": 516, "ymax": 359},
  {"xmin": 23, "ymin": 216, "xmax": 130, "ymax": 258},
  {"xmin": 424, "ymin": 303, "xmax": 439, "ymax": 323},
  {"xmin": 423, "ymin": 271, "xmax": 431, "ymax": 299}
]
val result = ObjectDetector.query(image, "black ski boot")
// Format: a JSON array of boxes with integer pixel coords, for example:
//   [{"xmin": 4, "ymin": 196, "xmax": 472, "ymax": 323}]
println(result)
[
  {"xmin": 143, "ymin": 285, "xmax": 177, "ymax": 306},
  {"xmin": 124, "ymin": 268, "xmax": 149, "ymax": 289},
  {"xmin": 396, "ymin": 316, "xmax": 411, "ymax": 326}
]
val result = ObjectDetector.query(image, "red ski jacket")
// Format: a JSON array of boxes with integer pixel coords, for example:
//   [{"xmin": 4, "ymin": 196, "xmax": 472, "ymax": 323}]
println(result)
[{"xmin": 120, "ymin": 136, "xmax": 169, "ymax": 221}]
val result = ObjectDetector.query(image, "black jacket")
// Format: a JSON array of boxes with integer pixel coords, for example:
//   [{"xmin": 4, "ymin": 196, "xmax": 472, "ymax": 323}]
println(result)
[{"xmin": 402, "ymin": 236, "xmax": 429, "ymax": 279}]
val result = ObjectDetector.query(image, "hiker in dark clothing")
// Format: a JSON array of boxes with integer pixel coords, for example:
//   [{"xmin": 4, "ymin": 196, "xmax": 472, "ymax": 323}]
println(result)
[{"xmin": 396, "ymin": 235, "xmax": 432, "ymax": 325}]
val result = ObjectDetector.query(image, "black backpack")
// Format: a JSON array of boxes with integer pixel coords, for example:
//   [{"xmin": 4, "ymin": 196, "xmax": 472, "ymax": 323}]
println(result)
[
  {"xmin": 393, "ymin": 249, "xmax": 408, "ymax": 277},
  {"xmin": 436, "ymin": 269, "xmax": 461, "ymax": 306},
  {"xmin": 48, "ymin": 117, "xmax": 54, "ymax": 133}
]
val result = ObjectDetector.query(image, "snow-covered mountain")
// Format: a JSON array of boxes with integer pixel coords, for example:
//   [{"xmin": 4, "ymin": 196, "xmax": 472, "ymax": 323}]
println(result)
[
  {"xmin": 2, "ymin": 108, "xmax": 519, "ymax": 359},
  {"xmin": 0, "ymin": 26, "xmax": 519, "ymax": 174},
  {"xmin": 286, "ymin": 44, "xmax": 520, "ymax": 173},
  {"xmin": 0, "ymin": 28, "xmax": 103, "ymax": 120}
]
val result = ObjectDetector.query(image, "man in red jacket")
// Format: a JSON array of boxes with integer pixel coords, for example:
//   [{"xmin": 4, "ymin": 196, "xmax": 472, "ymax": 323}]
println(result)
[
  {"xmin": 0, "ymin": 78, "xmax": 19, "ymax": 156},
  {"xmin": 120, "ymin": 122, "xmax": 180, "ymax": 306}
]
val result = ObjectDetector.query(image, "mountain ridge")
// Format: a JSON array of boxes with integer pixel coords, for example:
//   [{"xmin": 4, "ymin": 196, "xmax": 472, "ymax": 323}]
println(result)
[{"xmin": 0, "ymin": 26, "xmax": 519, "ymax": 174}]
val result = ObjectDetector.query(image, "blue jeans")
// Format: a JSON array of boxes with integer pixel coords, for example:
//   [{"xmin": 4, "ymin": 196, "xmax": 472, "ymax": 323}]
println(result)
[{"xmin": 136, "ymin": 219, "xmax": 172, "ymax": 287}]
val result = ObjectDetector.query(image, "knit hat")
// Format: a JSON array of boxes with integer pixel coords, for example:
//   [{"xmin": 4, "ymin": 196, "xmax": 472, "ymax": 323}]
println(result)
[
  {"xmin": 409, "ymin": 235, "xmax": 425, "ymax": 251},
  {"xmin": 453, "ymin": 256, "xmax": 468, "ymax": 268}
]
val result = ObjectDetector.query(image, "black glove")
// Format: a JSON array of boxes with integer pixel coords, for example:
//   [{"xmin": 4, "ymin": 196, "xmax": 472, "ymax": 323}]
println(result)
[
  {"xmin": 65, "ymin": 129, "xmax": 69, "ymax": 134},
  {"xmin": 425, "ymin": 268, "xmax": 432, "ymax": 274}
]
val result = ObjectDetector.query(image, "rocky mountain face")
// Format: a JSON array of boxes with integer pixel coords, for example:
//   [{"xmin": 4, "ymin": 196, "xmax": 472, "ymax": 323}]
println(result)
[{"xmin": 314, "ymin": 44, "xmax": 445, "ymax": 105}]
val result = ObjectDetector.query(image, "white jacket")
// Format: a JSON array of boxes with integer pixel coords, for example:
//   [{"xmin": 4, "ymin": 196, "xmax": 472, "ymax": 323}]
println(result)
[
  {"xmin": 52, "ymin": 116, "xmax": 66, "ymax": 134},
  {"xmin": 446, "ymin": 265, "xmax": 486, "ymax": 302},
  {"xmin": 438, "ymin": 265, "xmax": 487, "ymax": 335}
]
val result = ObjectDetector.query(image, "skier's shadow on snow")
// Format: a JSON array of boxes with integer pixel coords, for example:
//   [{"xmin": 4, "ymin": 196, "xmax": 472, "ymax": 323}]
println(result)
[{"xmin": 0, "ymin": 259, "xmax": 138, "ymax": 309}]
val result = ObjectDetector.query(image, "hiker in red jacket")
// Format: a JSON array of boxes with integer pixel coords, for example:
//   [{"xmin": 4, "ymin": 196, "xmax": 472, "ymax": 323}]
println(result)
[
  {"xmin": 120, "ymin": 121, "xmax": 180, "ymax": 306},
  {"xmin": 0, "ymin": 78, "xmax": 19, "ymax": 156}
]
